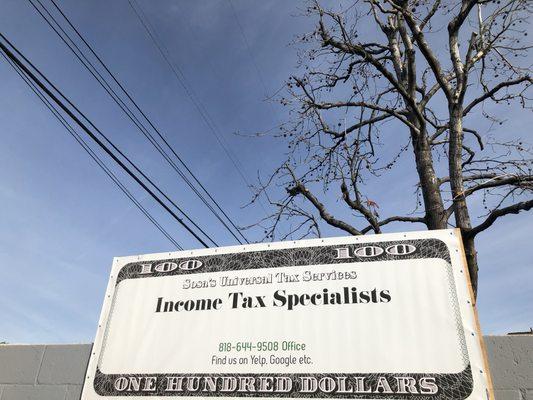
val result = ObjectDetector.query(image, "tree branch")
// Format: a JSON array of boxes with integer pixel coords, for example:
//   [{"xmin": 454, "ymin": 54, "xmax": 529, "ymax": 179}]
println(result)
[
  {"xmin": 340, "ymin": 181, "xmax": 380, "ymax": 233},
  {"xmin": 361, "ymin": 215, "xmax": 426, "ymax": 234},
  {"xmin": 401, "ymin": 8, "xmax": 453, "ymax": 101},
  {"xmin": 466, "ymin": 199, "xmax": 533, "ymax": 238},
  {"xmin": 463, "ymin": 76, "xmax": 532, "ymax": 115},
  {"xmin": 285, "ymin": 167, "xmax": 362, "ymax": 235},
  {"xmin": 462, "ymin": 174, "xmax": 533, "ymax": 197},
  {"xmin": 307, "ymin": 99, "xmax": 418, "ymax": 132},
  {"xmin": 316, "ymin": 6, "xmax": 426, "ymax": 125}
]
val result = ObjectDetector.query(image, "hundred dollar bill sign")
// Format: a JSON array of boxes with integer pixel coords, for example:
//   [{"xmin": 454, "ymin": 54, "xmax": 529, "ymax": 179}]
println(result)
[{"xmin": 81, "ymin": 229, "xmax": 493, "ymax": 400}]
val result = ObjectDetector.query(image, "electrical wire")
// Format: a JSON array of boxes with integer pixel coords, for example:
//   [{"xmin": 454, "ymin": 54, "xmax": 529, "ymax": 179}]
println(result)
[
  {"xmin": 25, "ymin": 0, "xmax": 225, "ymax": 246},
  {"xmin": 226, "ymin": 0, "xmax": 274, "ymax": 104},
  {"xmin": 0, "ymin": 33, "xmax": 214, "ymax": 248},
  {"xmin": 128, "ymin": 0, "xmax": 246, "ymax": 183},
  {"xmin": 48, "ymin": 0, "xmax": 248, "ymax": 244},
  {"xmin": 0, "ymin": 52, "xmax": 183, "ymax": 250},
  {"xmin": 129, "ymin": 0, "xmax": 271, "ymax": 220},
  {"xmin": 32, "ymin": 0, "xmax": 248, "ymax": 245},
  {"xmin": 0, "ymin": 31, "xmax": 217, "ymax": 247},
  {"xmin": 127, "ymin": 0, "xmax": 269, "ymax": 216}
]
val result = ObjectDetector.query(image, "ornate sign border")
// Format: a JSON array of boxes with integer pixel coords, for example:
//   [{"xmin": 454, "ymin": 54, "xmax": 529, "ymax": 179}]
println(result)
[{"xmin": 92, "ymin": 238, "xmax": 474, "ymax": 399}]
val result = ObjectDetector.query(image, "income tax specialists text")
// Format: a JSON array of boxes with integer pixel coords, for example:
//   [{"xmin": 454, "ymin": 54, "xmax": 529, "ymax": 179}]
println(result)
[{"xmin": 155, "ymin": 287, "xmax": 391, "ymax": 313}]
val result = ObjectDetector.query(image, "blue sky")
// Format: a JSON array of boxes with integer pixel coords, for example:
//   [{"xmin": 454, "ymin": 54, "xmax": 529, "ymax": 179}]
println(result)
[{"xmin": 0, "ymin": 0, "xmax": 531, "ymax": 343}]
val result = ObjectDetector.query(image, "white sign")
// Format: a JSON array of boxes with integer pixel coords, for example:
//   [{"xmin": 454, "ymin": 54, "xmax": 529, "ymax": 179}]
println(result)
[{"xmin": 82, "ymin": 229, "xmax": 492, "ymax": 400}]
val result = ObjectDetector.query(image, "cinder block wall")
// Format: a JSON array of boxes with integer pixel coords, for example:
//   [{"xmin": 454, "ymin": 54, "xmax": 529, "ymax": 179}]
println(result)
[
  {"xmin": 0, "ymin": 344, "xmax": 91, "ymax": 400},
  {"xmin": 0, "ymin": 336, "xmax": 531, "ymax": 399},
  {"xmin": 485, "ymin": 336, "xmax": 533, "ymax": 400}
]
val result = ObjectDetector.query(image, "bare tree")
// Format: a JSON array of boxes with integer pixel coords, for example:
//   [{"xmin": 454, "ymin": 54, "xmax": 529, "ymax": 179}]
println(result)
[{"xmin": 249, "ymin": 0, "xmax": 532, "ymax": 297}]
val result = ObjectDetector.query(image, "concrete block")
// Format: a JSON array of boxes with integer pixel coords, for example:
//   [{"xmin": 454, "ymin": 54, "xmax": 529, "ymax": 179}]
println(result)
[
  {"xmin": 37, "ymin": 345, "xmax": 91, "ymax": 385},
  {"xmin": 494, "ymin": 389, "xmax": 521, "ymax": 400},
  {"xmin": 0, "ymin": 346, "xmax": 44, "ymax": 384},
  {"xmin": 1, "ymin": 384, "xmax": 66, "ymax": 400},
  {"xmin": 65, "ymin": 385, "xmax": 83, "ymax": 400},
  {"xmin": 485, "ymin": 336, "xmax": 533, "ymax": 390}
]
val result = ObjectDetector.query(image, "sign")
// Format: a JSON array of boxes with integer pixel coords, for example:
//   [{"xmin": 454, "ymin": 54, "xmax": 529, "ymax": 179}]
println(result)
[{"xmin": 81, "ymin": 229, "xmax": 493, "ymax": 400}]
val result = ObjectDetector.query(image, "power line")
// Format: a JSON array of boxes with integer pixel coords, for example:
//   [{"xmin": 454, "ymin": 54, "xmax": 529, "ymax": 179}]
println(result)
[
  {"xmin": 226, "ymin": 0, "xmax": 284, "ymax": 138},
  {"xmin": 127, "ymin": 0, "xmax": 267, "ymax": 213},
  {"xmin": 0, "ymin": 52, "xmax": 183, "ymax": 250},
  {"xmin": 0, "ymin": 31, "xmax": 217, "ymax": 247},
  {"xmin": 26, "ymin": 0, "xmax": 226, "ymax": 245},
  {"xmin": 0, "ymin": 33, "xmax": 214, "ymax": 248},
  {"xmin": 226, "ymin": 0, "xmax": 274, "ymax": 102},
  {"xmin": 128, "ymin": 0, "xmax": 244, "ymax": 180},
  {"xmin": 29, "ymin": 0, "xmax": 247, "ymax": 245},
  {"xmin": 47, "ymin": 0, "xmax": 248, "ymax": 245},
  {"xmin": 225, "ymin": 0, "xmax": 285, "ymax": 143},
  {"xmin": 129, "ymin": 0, "xmax": 272, "ymax": 221},
  {"xmin": 224, "ymin": 0, "xmax": 288, "ymax": 236}
]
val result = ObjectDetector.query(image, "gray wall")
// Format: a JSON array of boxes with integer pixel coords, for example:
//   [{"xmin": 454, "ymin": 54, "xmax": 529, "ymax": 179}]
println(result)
[
  {"xmin": 485, "ymin": 336, "xmax": 533, "ymax": 400},
  {"xmin": 0, "ymin": 336, "xmax": 531, "ymax": 399},
  {"xmin": 0, "ymin": 344, "xmax": 90, "ymax": 400}
]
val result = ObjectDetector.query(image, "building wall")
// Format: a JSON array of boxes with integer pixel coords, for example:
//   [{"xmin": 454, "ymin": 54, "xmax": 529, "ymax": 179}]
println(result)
[
  {"xmin": 0, "ymin": 336, "xmax": 531, "ymax": 399},
  {"xmin": 0, "ymin": 344, "xmax": 91, "ymax": 400},
  {"xmin": 485, "ymin": 336, "xmax": 533, "ymax": 400}
]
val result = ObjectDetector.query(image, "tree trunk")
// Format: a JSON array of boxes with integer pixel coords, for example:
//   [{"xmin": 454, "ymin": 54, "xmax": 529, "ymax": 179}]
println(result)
[
  {"xmin": 411, "ymin": 125, "xmax": 447, "ymax": 230},
  {"xmin": 462, "ymin": 235, "xmax": 479, "ymax": 298},
  {"xmin": 448, "ymin": 104, "xmax": 479, "ymax": 297}
]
